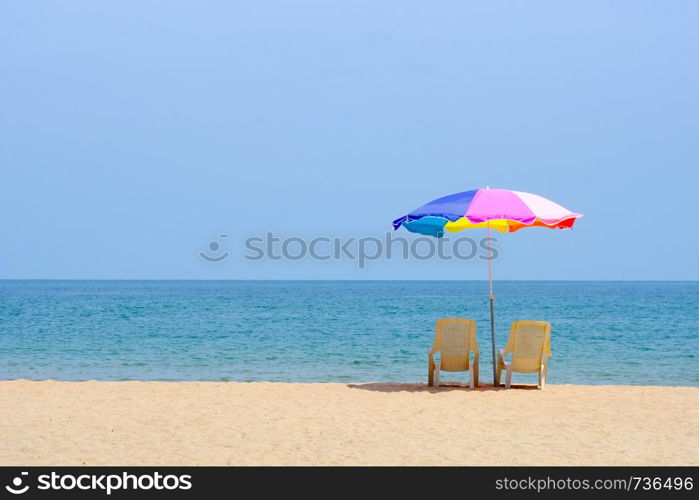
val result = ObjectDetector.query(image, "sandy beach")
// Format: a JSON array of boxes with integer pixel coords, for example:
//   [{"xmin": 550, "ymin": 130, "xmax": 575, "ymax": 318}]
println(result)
[{"xmin": 0, "ymin": 381, "xmax": 697, "ymax": 466}]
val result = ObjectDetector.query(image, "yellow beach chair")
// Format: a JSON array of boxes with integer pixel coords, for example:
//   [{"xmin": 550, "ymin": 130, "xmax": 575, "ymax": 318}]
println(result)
[
  {"xmin": 497, "ymin": 320, "xmax": 551, "ymax": 389},
  {"xmin": 428, "ymin": 318, "xmax": 479, "ymax": 389}
]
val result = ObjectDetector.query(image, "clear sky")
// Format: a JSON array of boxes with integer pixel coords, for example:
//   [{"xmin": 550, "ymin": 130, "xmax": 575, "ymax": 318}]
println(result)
[{"xmin": 1, "ymin": 1, "xmax": 697, "ymax": 280}]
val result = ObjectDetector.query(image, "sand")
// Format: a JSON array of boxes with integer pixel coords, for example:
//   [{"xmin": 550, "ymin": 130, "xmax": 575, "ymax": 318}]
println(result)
[{"xmin": 0, "ymin": 381, "xmax": 697, "ymax": 466}]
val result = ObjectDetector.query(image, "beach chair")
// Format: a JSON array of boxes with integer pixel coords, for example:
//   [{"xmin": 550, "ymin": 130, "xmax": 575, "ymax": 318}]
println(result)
[
  {"xmin": 497, "ymin": 321, "xmax": 551, "ymax": 390},
  {"xmin": 428, "ymin": 318, "xmax": 479, "ymax": 389}
]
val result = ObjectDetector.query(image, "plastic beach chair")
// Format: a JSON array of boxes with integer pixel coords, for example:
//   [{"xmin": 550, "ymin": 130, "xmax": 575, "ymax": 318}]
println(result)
[
  {"xmin": 497, "ymin": 321, "xmax": 551, "ymax": 390},
  {"xmin": 428, "ymin": 318, "xmax": 479, "ymax": 389}
]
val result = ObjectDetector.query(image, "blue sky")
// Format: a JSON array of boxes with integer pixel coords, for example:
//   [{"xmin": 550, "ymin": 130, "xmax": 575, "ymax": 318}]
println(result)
[{"xmin": 1, "ymin": 1, "xmax": 697, "ymax": 280}]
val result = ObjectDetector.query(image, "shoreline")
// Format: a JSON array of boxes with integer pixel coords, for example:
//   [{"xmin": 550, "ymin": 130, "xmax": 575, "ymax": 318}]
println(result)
[
  {"xmin": 1, "ymin": 378, "xmax": 698, "ymax": 386},
  {"xmin": 1, "ymin": 381, "xmax": 697, "ymax": 466}
]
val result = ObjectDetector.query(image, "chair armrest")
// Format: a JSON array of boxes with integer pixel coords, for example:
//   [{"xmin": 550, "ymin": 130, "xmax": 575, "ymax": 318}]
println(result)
[
  {"xmin": 498, "ymin": 349, "xmax": 510, "ymax": 369},
  {"xmin": 427, "ymin": 349, "xmax": 439, "ymax": 386}
]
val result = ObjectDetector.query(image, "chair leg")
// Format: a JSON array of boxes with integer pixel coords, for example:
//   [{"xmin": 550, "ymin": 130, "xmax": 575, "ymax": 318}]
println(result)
[
  {"xmin": 468, "ymin": 369, "xmax": 474, "ymax": 390},
  {"xmin": 434, "ymin": 363, "xmax": 441, "ymax": 387},
  {"xmin": 505, "ymin": 365, "xmax": 512, "ymax": 389},
  {"xmin": 541, "ymin": 365, "xmax": 547, "ymax": 390}
]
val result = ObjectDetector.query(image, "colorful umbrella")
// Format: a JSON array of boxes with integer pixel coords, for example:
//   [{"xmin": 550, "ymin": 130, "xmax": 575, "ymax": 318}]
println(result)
[{"xmin": 392, "ymin": 188, "xmax": 583, "ymax": 385}]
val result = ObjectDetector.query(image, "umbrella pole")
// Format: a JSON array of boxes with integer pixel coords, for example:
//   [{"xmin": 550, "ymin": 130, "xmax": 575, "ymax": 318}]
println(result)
[{"xmin": 487, "ymin": 221, "xmax": 497, "ymax": 386}]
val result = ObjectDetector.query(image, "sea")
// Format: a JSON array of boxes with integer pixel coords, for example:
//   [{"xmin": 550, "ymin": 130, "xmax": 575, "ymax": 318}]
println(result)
[{"xmin": 0, "ymin": 280, "xmax": 697, "ymax": 386}]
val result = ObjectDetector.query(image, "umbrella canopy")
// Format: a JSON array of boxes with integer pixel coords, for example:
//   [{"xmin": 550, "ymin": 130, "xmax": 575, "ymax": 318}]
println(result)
[
  {"xmin": 392, "ymin": 188, "xmax": 582, "ymax": 386},
  {"xmin": 392, "ymin": 188, "xmax": 582, "ymax": 237}
]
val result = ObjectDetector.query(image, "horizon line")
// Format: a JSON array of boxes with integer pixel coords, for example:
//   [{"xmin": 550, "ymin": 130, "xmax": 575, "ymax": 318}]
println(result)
[{"xmin": 1, "ymin": 278, "xmax": 697, "ymax": 283}]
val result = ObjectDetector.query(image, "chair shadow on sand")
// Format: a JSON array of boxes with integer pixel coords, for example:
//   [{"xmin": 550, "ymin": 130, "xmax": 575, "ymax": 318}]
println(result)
[{"xmin": 347, "ymin": 382, "xmax": 541, "ymax": 393}]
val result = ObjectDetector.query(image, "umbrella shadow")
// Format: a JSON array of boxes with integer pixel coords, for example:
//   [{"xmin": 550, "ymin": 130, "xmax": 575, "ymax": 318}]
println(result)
[{"xmin": 347, "ymin": 382, "xmax": 541, "ymax": 393}]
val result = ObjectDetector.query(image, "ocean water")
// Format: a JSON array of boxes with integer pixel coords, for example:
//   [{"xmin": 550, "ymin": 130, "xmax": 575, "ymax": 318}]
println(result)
[{"xmin": 0, "ymin": 280, "xmax": 697, "ymax": 386}]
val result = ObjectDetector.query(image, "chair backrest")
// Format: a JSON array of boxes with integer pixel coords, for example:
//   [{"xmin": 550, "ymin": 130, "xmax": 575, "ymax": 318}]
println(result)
[
  {"xmin": 432, "ymin": 318, "xmax": 478, "ymax": 372},
  {"xmin": 504, "ymin": 321, "xmax": 551, "ymax": 373}
]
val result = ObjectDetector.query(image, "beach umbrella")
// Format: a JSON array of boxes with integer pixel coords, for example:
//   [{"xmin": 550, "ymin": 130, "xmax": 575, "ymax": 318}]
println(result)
[{"xmin": 392, "ymin": 188, "xmax": 582, "ymax": 385}]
